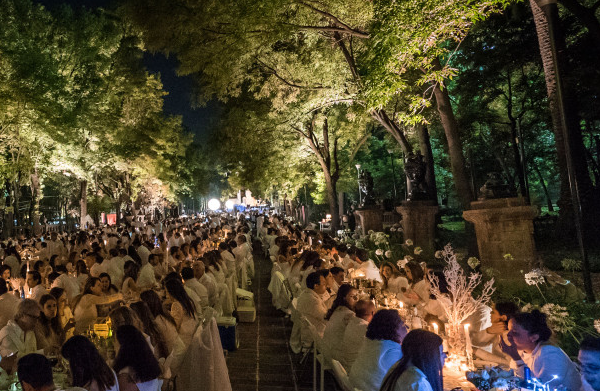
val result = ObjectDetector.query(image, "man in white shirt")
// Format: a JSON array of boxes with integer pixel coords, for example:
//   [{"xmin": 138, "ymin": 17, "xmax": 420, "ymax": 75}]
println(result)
[
  {"xmin": 87, "ymin": 253, "xmax": 108, "ymax": 278},
  {"xmin": 0, "ymin": 299, "xmax": 42, "ymax": 358},
  {"xmin": 26, "ymin": 271, "xmax": 47, "ymax": 302},
  {"xmin": 182, "ymin": 266, "xmax": 209, "ymax": 308},
  {"xmin": 193, "ymin": 262, "xmax": 217, "ymax": 307},
  {"xmin": 137, "ymin": 257, "xmax": 157, "ymax": 290},
  {"xmin": 0, "ymin": 279, "xmax": 20, "ymax": 329},
  {"xmin": 341, "ymin": 300, "xmax": 375, "ymax": 369},
  {"xmin": 296, "ymin": 271, "xmax": 329, "ymax": 347},
  {"xmin": 51, "ymin": 266, "xmax": 80, "ymax": 303},
  {"xmin": 137, "ymin": 241, "xmax": 151, "ymax": 265},
  {"xmin": 219, "ymin": 243, "xmax": 236, "ymax": 277}
]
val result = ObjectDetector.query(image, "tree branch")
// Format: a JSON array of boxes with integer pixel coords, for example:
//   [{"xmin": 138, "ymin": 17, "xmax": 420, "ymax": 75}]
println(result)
[
  {"xmin": 256, "ymin": 59, "xmax": 329, "ymax": 90},
  {"xmin": 296, "ymin": 1, "xmax": 370, "ymax": 38}
]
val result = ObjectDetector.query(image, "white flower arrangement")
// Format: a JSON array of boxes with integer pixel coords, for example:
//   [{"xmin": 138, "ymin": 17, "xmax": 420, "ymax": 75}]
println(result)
[
  {"xmin": 434, "ymin": 250, "xmax": 443, "ymax": 258},
  {"xmin": 385, "ymin": 250, "xmax": 392, "ymax": 259},
  {"xmin": 375, "ymin": 249, "xmax": 383, "ymax": 256},
  {"xmin": 467, "ymin": 257, "xmax": 480, "ymax": 270},
  {"xmin": 397, "ymin": 258, "xmax": 409, "ymax": 269},
  {"xmin": 414, "ymin": 247, "xmax": 423, "ymax": 255},
  {"xmin": 524, "ymin": 269, "xmax": 547, "ymax": 286},
  {"xmin": 521, "ymin": 303, "xmax": 575, "ymax": 335},
  {"xmin": 390, "ymin": 227, "xmax": 396, "ymax": 232},
  {"xmin": 430, "ymin": 244, "xmax": 495, "ymax": 328},
  {"xmin": 405, "ymin": 239, "xmax": 413, "ymax": 246}
]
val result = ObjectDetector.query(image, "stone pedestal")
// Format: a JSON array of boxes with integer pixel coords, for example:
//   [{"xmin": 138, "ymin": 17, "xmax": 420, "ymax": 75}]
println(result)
[
  {"xmin": 463, "ymin": 197, "xmax": 538, "ymax": 278},
  {"xmin": 396, "ymin": 200, "xmax": 438, "ymax": 255},
  {"xmin": 354, "ymin": 208, "xmax": 383, "ymax": 235}
]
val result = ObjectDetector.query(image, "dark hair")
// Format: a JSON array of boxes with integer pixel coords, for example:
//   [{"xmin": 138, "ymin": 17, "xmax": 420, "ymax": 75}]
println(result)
[
  {"xmin": 49, "ymin": 287, "xmax": 65, "ymax": 301},
  {"xmin": 305, "ymin": 271, "xmax": 322, "ymax": 290},
  {"xmin": 140, "ymin": 290, "xmax": 177, "ymax": 326},
  {"xmin": 130, "ymin": 301, "xmax": 169, "ymax": 359},
  {"xmin": 76, "ymin": 260, "xmax": 88, "ymax": 275},
  {"xmin": 511, "ymin": 310, "xmax": 553, "ymax": 342},
  {"xmin": 325, "ymin": 284, "xmax": 356, "ymax": 320},
  {"xmin": 83, "ymin": 277, "xmax": 100, "ymax": 295},
  {"xmin": 61, "ymin": 336, "xmax": 116, "ymax": 391},
  {"xmin": 113, "ymin": 325, "xmax": 161, "ymax": 382},
  {"xmin": 380, "ymin": 330, "xmax": 443, "ymax": 391},
  {"xmin": 17, "ymin": 353, "xmax": 54, "ymax": 389},
  {"xmin": 165, "ymin": 278, "xmax": 196, "ymax": 319},
  {"xmin": 405, "ymin": 260, "xmax": 424, "ymax": 283},
  {"xmin": 0, "ymin": 278, "xmax": 7, "ymax": 295},
  {"xmin": 0, "ymin": 265, "xmax": 12, "ymax": 278},
  {"xmin": 366, "ymin": 309, "xmax": 407, "ymax": 343},
  {"xmin": 181, "ymin": 267, "xmax": 194, "ymax": 280},
  {"xmin": 109, "ymin": 306, "xmax": 141, "ymax": 330},
  {"xmin": 27, "ymin": 270, "xmax": 42, "ymax": 284},
  {"xmin": 330, "ymin": 266, "xmax": 344, "ymax": 276},
  {"xmin": 123, "ymin": 260, "xmax": 140, "ymax": 282},
  {"xmin": 354, "ymin": 248, "xmax": 368, "ymax": 262},
  {"xmin": 494, "ymin": 301, "xmax": 519, "ymax": 325},
  {"xmin": 580, "ymin": 337, "xmax": 600, "ymax": 352}
]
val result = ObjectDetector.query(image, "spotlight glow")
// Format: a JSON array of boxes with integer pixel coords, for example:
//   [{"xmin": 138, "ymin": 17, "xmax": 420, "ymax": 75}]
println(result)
[
  {"xmin": 225, "ymin": 200, "xmax": 235, "ymax": 210},
  {"xmin": 208, "ymin": 198, "xmax": 221, "ymax": 211}
]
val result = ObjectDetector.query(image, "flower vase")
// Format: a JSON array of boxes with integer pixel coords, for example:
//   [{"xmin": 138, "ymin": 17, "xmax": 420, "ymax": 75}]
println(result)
[{"xmin": 446, "ymin": 322, "xmax": 466, "ymax": 357}]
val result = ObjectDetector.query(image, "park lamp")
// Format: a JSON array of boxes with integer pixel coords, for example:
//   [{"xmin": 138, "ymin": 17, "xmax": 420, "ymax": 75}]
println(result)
[{"xmin": 355, "ymin": 164, "xmax": 361, "ymax": 171}]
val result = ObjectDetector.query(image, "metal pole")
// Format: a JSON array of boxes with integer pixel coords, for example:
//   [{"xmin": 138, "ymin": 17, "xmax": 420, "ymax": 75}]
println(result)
[{"xmin": 535, "ymin": 0, "xmax": 594, "ymax": 301}]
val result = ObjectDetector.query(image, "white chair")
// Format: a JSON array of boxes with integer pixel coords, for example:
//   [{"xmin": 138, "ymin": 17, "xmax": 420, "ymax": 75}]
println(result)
[
  {"xmin": 331, "ymin": 359, "xmax": 354, "ymax": 391},
  {"xmin": 304, "ymin": 317, "xmax": 331, "ymax": 391}
]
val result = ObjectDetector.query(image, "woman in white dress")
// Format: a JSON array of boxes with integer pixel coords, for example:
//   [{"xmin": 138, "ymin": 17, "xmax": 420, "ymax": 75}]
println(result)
[
  {"xmin": 321, "ymin": 284, "xmax": 358, "ymax": 363},
  {"xmin": 140, "ymin": 290, "xmax": 179, "ymax": 354},
  {"xmin": 403, "ymin": 261, "xmax": 430, "ymax": 307},
  {"xmin": 121, "ymin": 261, "xmax": 141, "ymax": 304},
  {"xmin": 72, "ymin": 277, "xmax": 122, "ymax": 334},
  {"xmin": 62, "ymin": 335, "xmax": 120, "ymax": 391},
  {"xmin": 165, "ymin": 278, "xmax": 198, "ymax": 346},
  {"xmin": 380, "ymin": 329, "xmax": 446, "ymax": 391},
  {"xmin": 114, "ymin": 325, "xmax": 162, "ymax": 391},
  {"xmin": 380, "ymin": 262, "xmax": 409, "ymax": 298}
]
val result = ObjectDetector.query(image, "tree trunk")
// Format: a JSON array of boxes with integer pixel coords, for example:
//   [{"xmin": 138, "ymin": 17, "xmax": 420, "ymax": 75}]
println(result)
[
  {"xmin": 30, "ymin": 170, "xmax": 41, "ymax": 236},
  {"xmin": 417, "ymin": 125, "xmax": 439, "ymax": 204},
  {"xmin": 323, "ymin": 171, "xmax": 340, "ymax": 233},
  {"xmin": 3, "ymin": 181, "xmax": 13, "ymax": 239},
  {"xmin": 431, "ymin": 60, "xmax": 475, "ymax": 210},
  {"xmin": 530, "ymin": 0, "xmax": 596, "ymax": 300},
  {"xmin": 80, "ymin": 179, "xmax": 87, "ymax": 229},
  {"xmin": 532, "ymin": 161, "xmax": 554, "ymax": 212}
]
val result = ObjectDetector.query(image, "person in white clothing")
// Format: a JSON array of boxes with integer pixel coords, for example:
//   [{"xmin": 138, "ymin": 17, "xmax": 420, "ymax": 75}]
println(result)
[
  {"xmin": 61, "ymin": 335, "xmax": 120, "ymax": 391},
  {"xmin": 0, "ymin": 299, "xmax": 42, "ymax": 358},
  {"xmin": 182, "ymin": 267, "xmax": 209, "ymax": 308},
  {"xmin": 51, "ymin": 266, "xmax": 81, "ymax": 302},
  {"xmin": 321, "ymin": 284, "xmax": 358, "ymax": 363},
  {"xmin": 501, "ymin": 310, "xmax": 581, "ymax": 391},
  {"xmin": 0, "ymin": 278, "xmax": 20, "ymax": 329},
  {"xmin": 137, "ymin": 260, "xmax": 157, "ymax": 290},
  {"xmin": 350, "ymin": 309, "xmax": 408, "ymax": 391},
  {"xmin": 340, "ymin": 300, "xmax": 375, "ymax": 370},
  {"xmin": 114, "ymin": 325, "xmax": 163, "ymax": 391},
  {"xmin": 17, "ymin": 353, "xmax": 71, "ymax": 391},
  {"xmin": 26, "ymin": 271, "xmax": 47, "ymax": 302},
  {"xmin": 380, "ymin": 329, "xmax": 446, "ymax": 391},
  {"xmin": 296, "ymin": 271, "xmax": 329, "ymax": 347},
  {"xmin": 193, "ymin": 261, "xmax": 217, "ymax": 307}
]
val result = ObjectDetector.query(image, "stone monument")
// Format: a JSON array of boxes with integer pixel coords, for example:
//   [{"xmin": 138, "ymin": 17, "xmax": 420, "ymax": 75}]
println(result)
[
  {"xmin": 463, "ymin": 175, "xmax": 537, "ymax": 279},
  {"xmin": 354, "ymin": 170, "xmax": 383, "ymax": 235},
  {"xmin": 396, "ymin": 152, "xmax": 438, "ymax": 254}
]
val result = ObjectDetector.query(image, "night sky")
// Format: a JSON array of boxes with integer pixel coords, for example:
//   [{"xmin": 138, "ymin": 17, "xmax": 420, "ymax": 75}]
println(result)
[{"xmin": 36, "ymin": 0, "xmax": 218, "ymax": 142}]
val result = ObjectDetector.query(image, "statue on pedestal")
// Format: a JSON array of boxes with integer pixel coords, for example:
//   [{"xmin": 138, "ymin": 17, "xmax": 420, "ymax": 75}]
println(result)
[
  {"xmin": 478, "ymin": 172, "xmax": 516, "ymax": 200},
  {"xmin": 404, "ymin": 152, "xmax": 429, "ymax": 201},
  {"xmin": 358, "ymin": 170, "xmax": 376, "ymax": 208}
]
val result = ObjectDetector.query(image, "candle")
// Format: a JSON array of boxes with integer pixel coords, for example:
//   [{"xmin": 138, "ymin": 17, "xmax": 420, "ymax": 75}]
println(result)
[
  {"xmin": 399, "ymin": 301, "xmax": 404, "ymax": 309},
  {"xmin": 464, "ymin": 323, "xmax": 473, "ymax": 356},
  {"xmin": 27, "ymin": 261, "xmax": 30, "ymax": 272},
  {"xmin": 384, "ymin": 298, "xmax": 389, "ymax": 307},
  {"xmin": 432, "ymin": 322, "xmax": 439, "ymax": 335}
]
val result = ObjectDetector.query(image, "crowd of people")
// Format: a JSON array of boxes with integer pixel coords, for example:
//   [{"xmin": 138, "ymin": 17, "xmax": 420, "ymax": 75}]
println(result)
[
  {"xmin": 0, "ymin": 214, "xmax": 257, "ymax": 391},
  {"xmin": 264, "ymin": 224, "xmax": 600, "ymax": 391},
  {"xmin": 0, "ymin": 212, "xmax": 599, "ymax": 391}
]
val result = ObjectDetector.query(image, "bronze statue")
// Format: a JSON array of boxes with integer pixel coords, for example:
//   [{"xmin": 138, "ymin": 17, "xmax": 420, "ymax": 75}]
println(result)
[
  {"xmin": 478, "ymin": 172, "xmax": 516, "ymax": 199},
  {"xmin": 358, "ymin": 170, "xmax": 376, "ymax": 208},
  {"xmin": 404, "ymin": 152, "xmax": 429, "ymax": 201}
]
